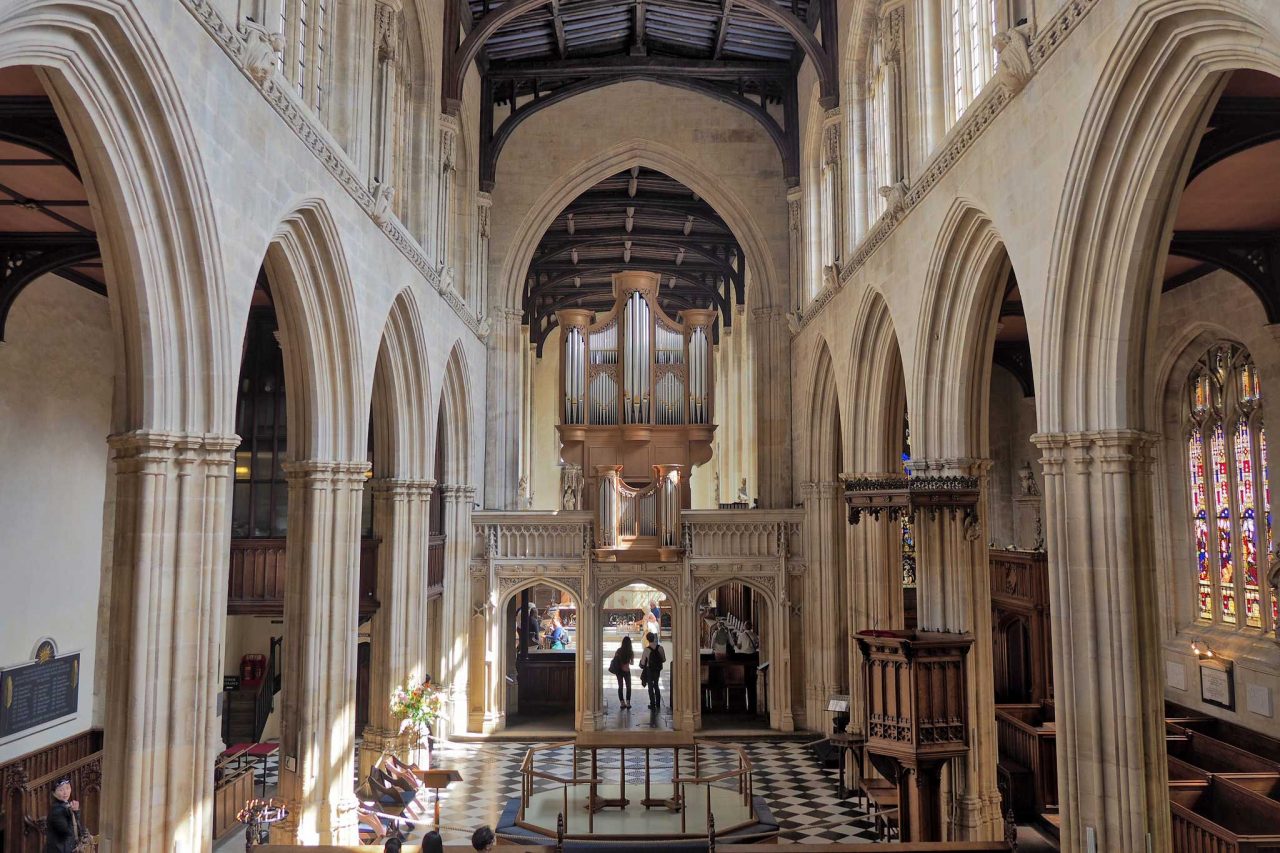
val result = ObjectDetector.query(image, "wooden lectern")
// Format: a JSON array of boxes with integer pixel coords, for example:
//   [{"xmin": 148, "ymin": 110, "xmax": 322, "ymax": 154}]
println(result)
[
  {"xmin": 854, "ymin": 629, "xmax": 973, "ymax": 842},
  {"xmin": 418, "ymin": 768, "xmax": 463, "ymax": 827}
]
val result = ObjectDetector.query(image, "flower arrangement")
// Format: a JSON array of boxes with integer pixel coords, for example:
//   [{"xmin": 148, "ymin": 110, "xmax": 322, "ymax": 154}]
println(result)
[{"xmin": 390, "ymin": 676, "xmax": 448, "ymax": 736}]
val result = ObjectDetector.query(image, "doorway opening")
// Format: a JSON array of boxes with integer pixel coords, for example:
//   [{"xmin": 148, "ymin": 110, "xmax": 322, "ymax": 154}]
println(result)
[
  {"xmin": 600, "ymin": 583, "xmax": 673, "ymax": 730},
  {"xmin": 696, "ymin": 583, "xmax": 769, "ymax": 731},
  {"xmin": 505, "ymin": 584, "xmax": 578, "ymax": 731}
]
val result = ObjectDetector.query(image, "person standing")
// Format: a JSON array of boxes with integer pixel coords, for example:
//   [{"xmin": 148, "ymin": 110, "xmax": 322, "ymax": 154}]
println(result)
[
  {"xmin": 44, "ymin": 777, "xmax": 89, "ymax": 853},
  {"xmin": 610, "ymin": 635, "xmax": 634, "ymax": 708},
  {"xmin": 644, "ymin": 631, "xmax": 665, "ymax": 710}
]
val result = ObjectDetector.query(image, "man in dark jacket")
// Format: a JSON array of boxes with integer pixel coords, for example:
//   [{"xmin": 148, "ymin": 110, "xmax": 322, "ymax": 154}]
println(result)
[
  {"xmin": 645, "ymin": 632, "xmax": 665, "ymax": 710},
  {"xmin": 45, "ymin": 777, "xmax": 88, "ymax": 853}
]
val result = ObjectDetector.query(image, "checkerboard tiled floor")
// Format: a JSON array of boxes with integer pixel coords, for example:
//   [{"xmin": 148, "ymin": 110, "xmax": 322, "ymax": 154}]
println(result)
[
  {"xmin": 216, "ymin": 737, "xmax": 883, "ymax": 847},
  {"xmin": 421, "ymin": 738, "xmax": 882, "ymax": 845}
]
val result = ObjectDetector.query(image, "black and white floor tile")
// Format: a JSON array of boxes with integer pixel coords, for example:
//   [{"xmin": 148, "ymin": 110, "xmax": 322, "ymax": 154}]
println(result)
[{"xmin": 423, "ymin": 738, "xmax": 881, "ymax": 845}]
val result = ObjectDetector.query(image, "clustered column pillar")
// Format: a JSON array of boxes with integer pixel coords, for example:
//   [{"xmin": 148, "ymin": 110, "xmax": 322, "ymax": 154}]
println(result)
[
  {"xmin": 99, "ymin": 431, "xmax": 237, "ymax": 852},
  {"xmin": 1032, "ymin": 431, "xmax": 1170, "ymax": 853},
  {"xmin": 274, "ymin": 461, "xmax": 369, "ymax": 845},
  {"xmin": 439, "ymin": 484, "xmax": 476, "ymax": 734},
  {"xmin": 910, "ymin": 459, "xmax": 1002, "ymax": 841},
  {"xmin": 801, "ymin": 480, "xmax": 847, "ymax": 727},
  {"xmin": 360, "ymin": 478, "xmax": 434, "ymax": 779}
]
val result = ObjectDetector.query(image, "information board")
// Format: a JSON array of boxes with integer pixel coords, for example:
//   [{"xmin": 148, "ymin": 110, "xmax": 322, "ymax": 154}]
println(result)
[{"xmin": 0, "ymin": 653, "xmax": 80, "ymax": 738}]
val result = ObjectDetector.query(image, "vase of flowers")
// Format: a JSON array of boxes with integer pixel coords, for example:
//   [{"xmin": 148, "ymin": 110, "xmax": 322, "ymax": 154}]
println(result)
[{"xmin": 389, "ymin": 676, "xmax": 447, "ymax": 770}]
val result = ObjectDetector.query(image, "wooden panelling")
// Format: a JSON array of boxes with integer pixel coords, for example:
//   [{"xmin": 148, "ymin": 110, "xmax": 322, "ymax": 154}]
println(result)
[
  {"xmin": 989, "ymin": 550, "xmax": 1052, "ymax": 703},
  {"xmin": 227, "ymin": 538, "xmax": 380, "ymax": 618},
  {"xmin": 212, "ymin": 766, "xmax": 254, "ymax": 840},
  {"xmin": 3, "ymin": 749, "xmax": 101, "ymax": 853},
  {"xmin": 516, "ymin": 654, "xmax": 575, "ymax": 716}
]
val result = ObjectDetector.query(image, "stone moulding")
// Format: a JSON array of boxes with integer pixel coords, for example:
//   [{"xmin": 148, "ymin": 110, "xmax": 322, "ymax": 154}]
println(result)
[
  {"xmin": 178, "ymin": 0, "xmax": 484, "ymax": 338},
  {"xmin": 800, "ymin": 0, "xmax": 1101, "ymax": 330}
]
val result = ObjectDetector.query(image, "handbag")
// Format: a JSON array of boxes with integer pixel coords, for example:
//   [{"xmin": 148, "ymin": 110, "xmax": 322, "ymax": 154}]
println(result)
[
  {"xmin": 70, "ymin": 806, "xmax": 91, "ymax": 853},
  {"xmin": 608, "ymin": 655, "xmax": 620, "ymax": 676},
  {"xmin": 640, "ymin": 669, "xmax": 649, "ymax": 687}
]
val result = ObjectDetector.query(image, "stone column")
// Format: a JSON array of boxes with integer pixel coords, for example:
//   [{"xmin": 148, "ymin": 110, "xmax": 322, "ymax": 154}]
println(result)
[
  {"xmin": 98, "ymin": 431, "xmax": 236, "ymax": 853},
  {"xmin": 327, "ymin": 1, "xmax": 375, "ymax": 176},
  {"xmin": 750, "ymin": 307, "xmax": 792, "ymax": 509},
  {"xmin": 370, "ymin": 2, "xmax": 399, "ymax": 180},
  {"xmin": 435, "ymin": 113, "xmax": 458, "ymax": 272},
  {"xmin": 916, "ymin": 0, "xmax": 947, "ymax": 168},
  {"xmin": 1032, "ymin": 431, "xmax": 1171, "ymax": 853},
  {"xmin": 476, "ymin": 192, "xmax": 492, "ymax": 321},
  {"xmin": 910, "ymin": 459, "xmax": 1002, "ymax": 841},
  {"xmin": 821, "ymin": 109, "xmax": 843, "ymax": 266},
  {"xmin": 439, "ymin": 484, "xmax": 475, "ymax": 734},
  {"xmin": 485, "ymin": 308, "xmax": 524, "ymax": 510},
  {"xmin": 273, "ymin": 461, "xmax": 369, "ymax": 845},
  {"xmin": 800, "ymin": 481, "xmax": 846, "ymax": 727},
  {"xmin": 359, "ymin": 478, "xmax": 434, "ymax": 780},
  {"xmin": 787, "ymin": 188, "xmax": 804, "ymax": 313}
]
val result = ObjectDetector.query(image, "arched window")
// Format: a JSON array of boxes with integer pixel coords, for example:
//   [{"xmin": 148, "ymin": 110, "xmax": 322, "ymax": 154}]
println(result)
[
  {"xmin": 262, "ymin": 0, "xmax": 330, "ymax": 114},
  {"xmin": 946, "ymin": 0, "xmax": 998, "ymax": 121},
  {"xmin": 1184, "ymin": 343, "xmax": 1274, "ymax": 631}
]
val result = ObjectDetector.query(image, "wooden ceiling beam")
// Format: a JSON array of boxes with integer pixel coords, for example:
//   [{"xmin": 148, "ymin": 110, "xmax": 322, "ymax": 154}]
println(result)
[
  {"xmin": 549, "ymin": 0, "xmax": 568, "ymax": 57},
  {"xmin": 714, "ymin": 0, "xmax": 734, "ymax": 59},
  {"xmin": 484, "ymin": 55, "xmax": 790, "ymax": 81}
]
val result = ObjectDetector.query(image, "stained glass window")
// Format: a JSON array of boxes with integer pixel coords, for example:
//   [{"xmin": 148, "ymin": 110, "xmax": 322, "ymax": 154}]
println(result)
[
  {"xmin": 1184, "ymin": 344, "xmax": 1274, "ymax": 635},
  {"xmin": 1188, "ymin": 429, "xmax": 1211, "ymax": 620},
  {"xmin": 1210, "ymin": 423, "xmax": 1237, "ymax": 622}
]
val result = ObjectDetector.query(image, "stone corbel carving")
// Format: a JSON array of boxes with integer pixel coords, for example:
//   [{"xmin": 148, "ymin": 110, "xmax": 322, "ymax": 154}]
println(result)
[
  {"xmin": 371, "ymin": 182, "xmax": 396, "ymax": 226},
  {"xmin": 877, "ymin": 180, "xmax": 909, "ymax": 218},
  {"xmin": 560, "ymin": 464, "xmax": 584, "ymax": 511},
  {"xmin": 821, "ymin": 263, "xmax": 840, "ymax": 292},
  {"xmin": 239, "ymin": 19, "xmax": 284, "ymax": 84},
  {"xmin": 994, "ymin": 25, "xmax": 1034, "ymax": 94}
]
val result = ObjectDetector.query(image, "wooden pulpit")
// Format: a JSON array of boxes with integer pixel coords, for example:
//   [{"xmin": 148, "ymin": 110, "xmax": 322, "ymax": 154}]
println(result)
[{"xmin": 855, "ymin": 629, "xmax": 973, "ymax": 842}]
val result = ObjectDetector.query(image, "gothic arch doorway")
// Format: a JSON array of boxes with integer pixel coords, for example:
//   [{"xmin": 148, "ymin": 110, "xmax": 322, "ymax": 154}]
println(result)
[
  {"xmin": 691, "ymin": 579, "xmax": 776, "ymax": 733},
  {"xmin": 498, "ymin": 580, "xmax": 583, "ymax": 733},
  {"xmin": 599, "ymin": 582, "xmax": 675, "ymax": 729}
]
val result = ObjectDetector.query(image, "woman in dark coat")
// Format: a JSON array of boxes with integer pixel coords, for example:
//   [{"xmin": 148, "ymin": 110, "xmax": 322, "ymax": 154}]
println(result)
[{"xmin": 44, "ymin": 777, "xmax": 88, "ymax": 853}]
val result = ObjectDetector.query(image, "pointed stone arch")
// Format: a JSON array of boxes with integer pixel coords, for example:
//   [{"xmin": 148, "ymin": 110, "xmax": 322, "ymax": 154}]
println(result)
[
  {"xmin": 806, "ymin": 337, "xmax": 844, "ymax": 481},
  {"xmin": 372, "ymin": 288, "xmax": 435, "ymax": 481},
  {"xmin": 912, "ymin": 200, "xmax": 1016, "ymax": 463},
  {"xmin": 265, "ymin": 199, "xmax": 367, "ymax": 463},
  {"xmin": 0, "ymin": 6, "xmax": 237, "ymax": 850},
  {"xmin": 437, "ymin": 340, "xmax": 475, "ymax": 487},
  {"xmin": 1035, "ymin": 7, "xmax": 1280, "ymax": 849},
  {"xmin": 0, "ymin": 2, "xmax": 233, "ymax": 436},
  {"xmin": 846, "ymin": 287, "xmax": 908, "ymax": 475}
]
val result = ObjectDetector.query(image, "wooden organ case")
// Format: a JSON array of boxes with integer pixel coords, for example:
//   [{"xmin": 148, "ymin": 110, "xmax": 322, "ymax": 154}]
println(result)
[{"xmin": 556, "ymin": 271, "xmax": 717, "ymax": 561}]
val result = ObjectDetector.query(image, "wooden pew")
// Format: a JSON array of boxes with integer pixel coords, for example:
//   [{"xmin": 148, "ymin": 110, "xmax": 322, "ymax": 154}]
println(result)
[
  {"xmin": 1170, "ymin": 777, "xmax": 1280, "ymax": 852},
  {"xmin": 1169, "ymin": 717, "xmax": 1280, "ymax": 766},
  {"xmin": 212, "ymin": 765, "xmax": 255, "ymax": 840},
  {"xmin": 1166, "ymin": 732, "xmax": 1280, "ymax": 775},
  {"xmin": 994, "ymin": 703, "xmax": 1057, "ymax": 817}
]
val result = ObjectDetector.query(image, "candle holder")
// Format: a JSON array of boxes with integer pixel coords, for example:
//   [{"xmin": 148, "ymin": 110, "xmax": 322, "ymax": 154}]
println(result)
[{"xmin": 237, "ymin": 797, "xmax": 288, "ymax": 850}]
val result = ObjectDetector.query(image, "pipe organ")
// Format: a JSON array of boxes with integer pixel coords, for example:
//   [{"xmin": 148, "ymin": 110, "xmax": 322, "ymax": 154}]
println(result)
[{"xmin": 557, "ymin": 271, "xmax": 717, "ymax": 561}]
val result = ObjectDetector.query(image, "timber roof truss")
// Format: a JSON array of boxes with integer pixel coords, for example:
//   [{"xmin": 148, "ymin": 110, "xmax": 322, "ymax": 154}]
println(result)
[{"xmin": 446, "ymin": 0, "xmax": 839, "ymax": 190}]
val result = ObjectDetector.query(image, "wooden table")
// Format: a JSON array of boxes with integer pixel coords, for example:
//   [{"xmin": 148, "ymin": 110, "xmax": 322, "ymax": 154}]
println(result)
[{"xmin": 573, "ymin": 731, "xmax": 696, "ymax": 813}]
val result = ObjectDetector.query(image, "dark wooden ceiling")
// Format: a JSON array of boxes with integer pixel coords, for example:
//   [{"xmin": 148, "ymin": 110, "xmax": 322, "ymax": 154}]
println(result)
[
  {"xmin": 465, "ymin": 0, "xmax": 814, "ymax": 63},
  {"xmin": 524, "ymin": 166, "xmax": 743, "ymax": 353},
  {"xmin": 449, "ymin": 0, "xmax": 838, "ymax": 190},
  {"xmin": 0, "ymin": 67, "xmax": 104, "ymax": 342}
]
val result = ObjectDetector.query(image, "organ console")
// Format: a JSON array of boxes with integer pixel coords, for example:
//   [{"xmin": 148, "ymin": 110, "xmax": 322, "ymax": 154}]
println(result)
[{"xmin": 557, "ymin": 271, "xmax": 717, "ymax": 561}]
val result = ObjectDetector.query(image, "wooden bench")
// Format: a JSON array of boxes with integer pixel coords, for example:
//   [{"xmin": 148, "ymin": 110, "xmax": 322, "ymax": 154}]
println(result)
[
  {"xmin": 1170, "ymin": 777, "xmax": 1280, "ymax": 852},
  {"xmin": 212, "ymin": 765, "xmax": 254, "ymax": 840},
  {"xmin": 1169, "ymin": 717, "xmax": 1280, "ymax": 766},
  {"xmin": 995, "ymin": 703, "xmax": 1057, "ymax": 815},
  {"xmin": 1166, "ymin": 732, "xmax": 1280, "ymax": 776}
]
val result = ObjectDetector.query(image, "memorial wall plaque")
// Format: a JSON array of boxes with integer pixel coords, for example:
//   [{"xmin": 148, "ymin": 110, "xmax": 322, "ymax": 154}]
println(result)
[{"xmin": 1, "ymin": 641, "xmax": 80, "ymax": 739}]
